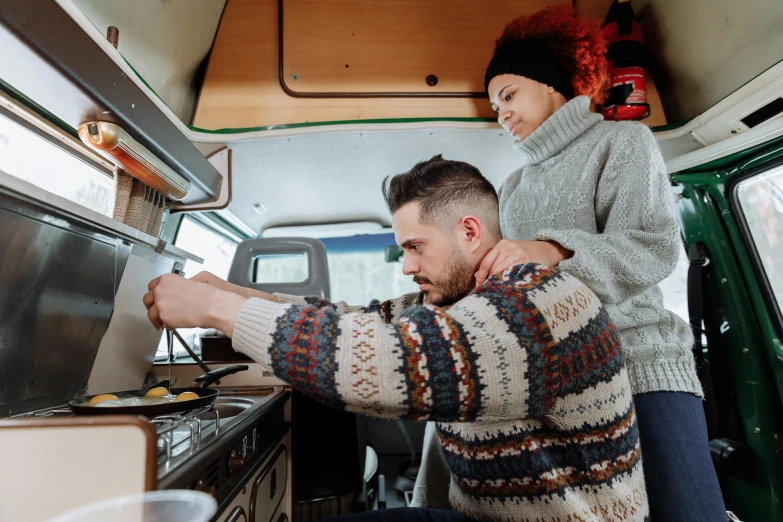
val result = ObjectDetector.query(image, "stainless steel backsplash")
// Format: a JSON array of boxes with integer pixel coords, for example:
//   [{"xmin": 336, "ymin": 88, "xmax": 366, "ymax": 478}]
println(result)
[{"xmin": 0, "ymin": 191, "xmax": 131, "ymax": 416}]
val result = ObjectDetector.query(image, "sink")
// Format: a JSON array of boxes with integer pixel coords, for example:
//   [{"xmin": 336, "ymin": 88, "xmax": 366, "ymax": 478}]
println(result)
[{"xmin": 200, "ymin": 396, "xmax": 255, "ymax": 420}]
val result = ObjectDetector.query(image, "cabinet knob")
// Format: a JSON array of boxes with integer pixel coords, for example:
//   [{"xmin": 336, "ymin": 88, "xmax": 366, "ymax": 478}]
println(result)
[
  {"xmin": 194, "ymin": 480, "xmax": 216, "ymax": 497},
  {"xmin": 229, "ymin": 453, "xmax": 247, "ymax": 474}
]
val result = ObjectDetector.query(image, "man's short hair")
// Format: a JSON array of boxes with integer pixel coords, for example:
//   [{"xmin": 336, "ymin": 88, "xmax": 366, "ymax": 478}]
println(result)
[{"xmin": 382, "ymin": 155, "xmax": 500, "ymax": 238}]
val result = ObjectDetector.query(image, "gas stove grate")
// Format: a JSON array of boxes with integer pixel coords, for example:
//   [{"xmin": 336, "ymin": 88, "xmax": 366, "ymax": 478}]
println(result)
[{"xmin": 13, "ymin": 403, "xmax": 221, "ymax": 469}]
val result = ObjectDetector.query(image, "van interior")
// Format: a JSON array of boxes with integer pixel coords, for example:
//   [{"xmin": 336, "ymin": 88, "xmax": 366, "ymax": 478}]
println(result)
[{"xmin": 0, "ymin": 1, "xmax": 782, "ymax": 521}]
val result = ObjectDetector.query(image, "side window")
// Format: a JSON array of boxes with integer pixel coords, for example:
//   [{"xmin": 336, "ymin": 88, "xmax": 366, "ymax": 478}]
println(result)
[
  {"xmin": 0, "ymin": 112, "xmax": 113, "ymax": 216},
  {"xmin": 173, "ymin": 216, "xmax": 238, "ymax": 280},
  {"xmin": 736, "ymin": 167, "xmax": 783, "ymax": 319},
  {"xmin": 155, "ymin": 216, "xmax": 239, "ymax": 360},
  {"xmin": 253, "ymin": 253, "xmax": 308, "ymax": 284},
  {"xmin": 659, "ymin": 244, "xmax": 690, "ymax": 324}
]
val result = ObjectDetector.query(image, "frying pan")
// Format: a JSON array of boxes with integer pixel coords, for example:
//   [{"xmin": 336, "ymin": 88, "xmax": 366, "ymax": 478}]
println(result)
[{"xmin": 68, "ymin": 365, "xmax": 249, "ymax": 416}]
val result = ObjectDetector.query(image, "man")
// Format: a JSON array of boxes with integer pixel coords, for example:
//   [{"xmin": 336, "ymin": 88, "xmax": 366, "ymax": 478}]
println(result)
[{"xmin": 144, "ymin": 155, "xmax": 648, "ymax": 522}]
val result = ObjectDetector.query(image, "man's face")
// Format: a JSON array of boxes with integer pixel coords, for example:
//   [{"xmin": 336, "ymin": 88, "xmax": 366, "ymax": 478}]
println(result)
[{"xmin": 392, "ymin": 203, "xmax": 476, "ymax": 307}]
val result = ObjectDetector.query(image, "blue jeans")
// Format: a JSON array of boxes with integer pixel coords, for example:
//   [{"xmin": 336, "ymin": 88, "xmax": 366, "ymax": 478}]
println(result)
[
  {"xmin": 322, "ymin": 508, "xmax": 472, "ymax": 522},
  {"xmin": 635, "ymin": 391, "xmax": 727, "ymax": 521}
]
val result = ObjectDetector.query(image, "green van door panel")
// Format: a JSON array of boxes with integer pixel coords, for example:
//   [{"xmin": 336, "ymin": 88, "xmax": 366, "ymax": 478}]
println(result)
[{"xmin": 673, "ymin": 145, "xmax": 783, "ymax": 521}]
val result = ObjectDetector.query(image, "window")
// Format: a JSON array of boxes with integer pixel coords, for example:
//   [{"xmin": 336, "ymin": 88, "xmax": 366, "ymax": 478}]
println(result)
[
  {"xmin": 253, "ymin": 253, "xmax": 308, "ymax": 284},
  {"xmin": 173, "ymin": 216, "xmax": 238, "ymax": 280},
  {"xmin": 736, "ymin": 167, "xmax": 783, "ymax": 318},
  {"xmin": 0, "ymin": 112, "xmax": 113, "ymax": 216},
  {"xmin": 322, "ymin": 233, "xmax": 418, "ymax": 305},
  {"xmin": 659, "ymin": 244, "xmax": 690, "ymax": 325}
]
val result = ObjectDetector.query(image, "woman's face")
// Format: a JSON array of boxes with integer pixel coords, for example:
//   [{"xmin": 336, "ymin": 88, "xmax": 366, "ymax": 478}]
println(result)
[{"xmin": 488, "ymin": 74, "xmax": 567, "ymax": 141}]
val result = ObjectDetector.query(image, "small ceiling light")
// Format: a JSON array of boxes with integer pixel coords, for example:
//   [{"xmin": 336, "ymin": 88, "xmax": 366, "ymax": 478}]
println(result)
[{"xmin": 78, "ymin": 121, "xmax": 190, "ymax": 200}]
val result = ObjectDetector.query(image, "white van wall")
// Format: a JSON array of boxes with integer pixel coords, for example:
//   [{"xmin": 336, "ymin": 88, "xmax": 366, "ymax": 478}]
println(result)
[
  {"xmin": 640, "ymin": 0, "xmax": 783, "ymax": 122},
  {"xmin": 71, "ymin": 0, "xmax": 227, "ymax": 125}
]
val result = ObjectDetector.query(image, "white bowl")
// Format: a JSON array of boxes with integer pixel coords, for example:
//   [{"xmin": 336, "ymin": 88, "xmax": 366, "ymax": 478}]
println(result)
[{"xmin": 45, "ymin": 490, "xmax": 217, "ymax": 522}]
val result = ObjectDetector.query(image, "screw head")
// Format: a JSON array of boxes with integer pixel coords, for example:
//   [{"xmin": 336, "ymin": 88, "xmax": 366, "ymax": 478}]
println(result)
[
  {"xmin": 425, "ymin": 74, "xmax": 438, "ymax": 87},
  {"xmin": 291, "ymin": 73, "xmax": 299, "ymax": 81}
]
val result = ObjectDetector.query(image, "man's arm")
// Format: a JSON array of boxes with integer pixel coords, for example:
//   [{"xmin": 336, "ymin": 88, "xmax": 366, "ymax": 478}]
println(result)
[
  {"xmin": 190, "ymin": 271, "xmax": 279, "ymax": 302},
  {"xmin": 230, "ymin": 264, "xmax": 623, "ymax": 422},
  {"xmin": 191, "ymin": 271, "xmax": 418, "ymax": 324},
  {"xmin": 144, "ymin": 265, "xmax": 623, "ymax": 422}
]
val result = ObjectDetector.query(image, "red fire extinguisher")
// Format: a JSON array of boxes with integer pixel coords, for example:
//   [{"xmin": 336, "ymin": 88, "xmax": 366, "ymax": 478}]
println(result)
[{"xmin": 601, "ymin": 0, "xmax": 650, "ymax": 121}]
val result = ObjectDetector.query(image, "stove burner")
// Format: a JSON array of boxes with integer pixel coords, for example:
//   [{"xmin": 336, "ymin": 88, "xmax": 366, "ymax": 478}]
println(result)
[
  {"xmin": 153, "ymin": 406, "xmax": 219, "ymax": 468},
  {"xmin": 10, "ymin": 388, "xmax": 282, "ymax": 483},
  {"xmin": 6, "ymin": 387, "xmax": 289, "ymax": 521},
  {"xmin": 16, "ymin": 404, "xmax": 221, "ymax": 469}
]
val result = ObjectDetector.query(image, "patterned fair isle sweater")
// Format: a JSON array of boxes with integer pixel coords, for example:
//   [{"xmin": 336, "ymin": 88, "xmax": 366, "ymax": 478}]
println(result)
[{"xmin": 232, "ymin": 263, "xmax": 649, "ymax": 522}]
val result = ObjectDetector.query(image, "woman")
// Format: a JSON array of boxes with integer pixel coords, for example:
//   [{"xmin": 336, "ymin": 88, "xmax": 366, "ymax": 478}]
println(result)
[{"xmin": 471, "ymin": 5, "xmax": 727, "ymax": 521}]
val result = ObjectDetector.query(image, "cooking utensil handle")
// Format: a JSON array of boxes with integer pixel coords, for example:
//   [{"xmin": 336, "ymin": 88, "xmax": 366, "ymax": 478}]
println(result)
[
  {"xmin": 192, "ymin": 365, "xmax": 249, "ymax": 388},
  {"xmin": 172, "ymin": 329, "xmax": 212, "ymax": 375}
]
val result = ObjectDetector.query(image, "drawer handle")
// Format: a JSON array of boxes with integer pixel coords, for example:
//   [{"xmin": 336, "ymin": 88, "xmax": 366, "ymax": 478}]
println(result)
[{"xmin": 225, "ymin": 506, "xmax": 247, "ymax": 522}]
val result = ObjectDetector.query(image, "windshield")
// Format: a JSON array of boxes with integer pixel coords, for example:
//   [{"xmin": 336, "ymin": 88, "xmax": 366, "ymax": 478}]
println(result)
[{"xmin": 321, "ymin": 233, "xmax": 418, "ymax": 305}]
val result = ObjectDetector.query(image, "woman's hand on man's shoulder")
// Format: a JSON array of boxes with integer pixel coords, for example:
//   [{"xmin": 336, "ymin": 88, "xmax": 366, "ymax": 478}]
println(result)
[{"xmin": 474, "ymin": 239, "xmax": 572, "ymax": 288}]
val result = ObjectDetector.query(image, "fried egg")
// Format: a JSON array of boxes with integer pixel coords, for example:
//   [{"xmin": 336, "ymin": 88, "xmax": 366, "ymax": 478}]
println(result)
[
  {"xmin": 88, "ymin": 394, "xmax": 119, "ymax": 405},
  {"xmin": 144, "ymin": 387, "xmax": 170, "ymax": 397},
  {"xmin": 174, "ymin": 391, "xmax": 199, "ymax": 402}
]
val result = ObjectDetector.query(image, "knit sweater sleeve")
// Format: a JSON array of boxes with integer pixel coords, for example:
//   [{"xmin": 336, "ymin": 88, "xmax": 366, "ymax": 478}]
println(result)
[
  {"xmin": 535, "ymin": 124, "xmax": 682, "ymax": 304},
  {"xmin": 274, "ymin": 292, "xmax": 420, "ymax": 324},
  {"xmin": 233, "ymin": 264, "xmax": 621, "ymax": 422}
]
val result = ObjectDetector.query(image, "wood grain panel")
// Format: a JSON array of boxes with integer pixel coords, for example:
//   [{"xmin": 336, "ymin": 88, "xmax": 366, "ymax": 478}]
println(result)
[
  {"xmin": 193, "ymin": 0, "xmax": 666, "ymax": 130},
  {"xmin": 282, "ymin": 0, "xmax": 561, "ymax": 94},
  {"xmin": 193, "ymin": 0, "xmax": 499, "ymax": 130}
]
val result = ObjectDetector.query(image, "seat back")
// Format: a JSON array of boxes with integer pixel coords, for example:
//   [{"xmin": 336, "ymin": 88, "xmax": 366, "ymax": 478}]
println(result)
[{"xmin": 228, "ymin": 237, "xmax": 331, "ymax": 298}]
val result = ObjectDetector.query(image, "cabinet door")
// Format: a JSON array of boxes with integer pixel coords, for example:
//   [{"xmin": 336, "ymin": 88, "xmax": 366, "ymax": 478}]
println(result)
[
  {"xmin": 249, "ymin": 445, "xmax": 288, "ymax": 522},
  {"xmin": 273, "ymin": 505, "xmax": 288, "ymax": 522}
]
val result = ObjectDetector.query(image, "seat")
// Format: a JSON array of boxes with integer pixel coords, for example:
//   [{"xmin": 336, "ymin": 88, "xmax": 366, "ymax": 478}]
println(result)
[{"xmin": 228, "ymin": 237, "xmax": 375, "ymax": 520}]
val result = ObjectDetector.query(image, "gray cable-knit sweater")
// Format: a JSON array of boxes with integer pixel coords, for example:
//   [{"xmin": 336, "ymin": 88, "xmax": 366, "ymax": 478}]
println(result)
[{"xmin": 498, "ymin": 95, "xmax": 701, "ymax": 397}]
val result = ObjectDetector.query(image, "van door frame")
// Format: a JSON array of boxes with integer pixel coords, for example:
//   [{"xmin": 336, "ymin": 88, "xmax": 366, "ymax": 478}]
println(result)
[{"xmin": 672, "ymin": 138, "xmax": 783, "ymax": 521}]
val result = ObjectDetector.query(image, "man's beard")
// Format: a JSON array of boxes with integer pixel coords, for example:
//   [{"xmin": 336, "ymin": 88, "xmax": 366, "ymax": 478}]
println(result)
[{"xmin": 414, "ymin": 251, "xmax": 475, "ymax": 307}]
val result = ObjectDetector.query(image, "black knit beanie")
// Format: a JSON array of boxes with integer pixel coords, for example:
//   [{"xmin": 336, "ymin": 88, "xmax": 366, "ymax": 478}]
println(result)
[{"xmin": 484, "ymin": 40, "xmax": 574, "ymax": 99}]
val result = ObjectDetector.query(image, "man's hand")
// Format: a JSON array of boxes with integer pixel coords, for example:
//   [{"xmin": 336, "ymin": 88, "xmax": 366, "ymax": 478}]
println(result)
[
  {"xmin": 143, "ymin": 273, "xmax": 248, "ymax": 337},
  {"xmin": 474, "ymin": 239, "xmax": 572, "ymax": 288},
  {"xmin": 189, "ymin": 271, "xmax": 233, "ymax": 292},
  {"xmin": 190, "ymin": 270, "xmax": 278, "ymax": 302}
]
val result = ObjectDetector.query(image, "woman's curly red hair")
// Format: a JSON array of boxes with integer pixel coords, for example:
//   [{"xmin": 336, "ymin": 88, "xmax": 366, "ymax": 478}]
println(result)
[{"xmin": 495, "ymin": 5, "xmax": 609, "ymax": 103}]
